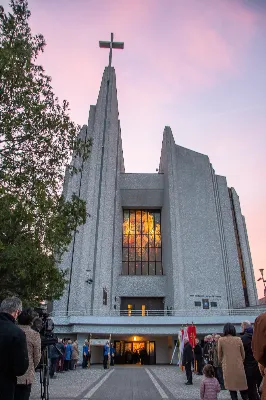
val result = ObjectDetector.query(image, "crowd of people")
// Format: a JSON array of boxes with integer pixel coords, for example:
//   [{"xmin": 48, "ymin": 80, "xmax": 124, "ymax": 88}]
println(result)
[
  {"xmin": 182, "ymin": 321, "xmax": 264, "ymax": 400},
  {"xmin": 124, "ymin": 346, "xmax": 148, "ymax": 365},
  {"xmin": 0, "ymin": 296, "xmax": 118, "ymax": 400},
  {"xmin": 1, "ymin": 295, "xmax": 266, "ymax": 400}
]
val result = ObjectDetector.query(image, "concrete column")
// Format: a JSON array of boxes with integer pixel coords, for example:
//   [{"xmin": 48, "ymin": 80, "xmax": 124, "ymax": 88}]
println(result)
[{"xmin": 77, "ymin": 333, "xmax": 88, "ymax": 363}]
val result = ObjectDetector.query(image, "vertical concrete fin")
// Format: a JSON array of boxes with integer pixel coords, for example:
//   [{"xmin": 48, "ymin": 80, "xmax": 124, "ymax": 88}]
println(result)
[
  {"xmin": 159, "ymin": 126, "xmax": 186, "ymax": 309},
  {"xmin": 230, "ymin": 188, "xmax": 258, "ymax": 306}
]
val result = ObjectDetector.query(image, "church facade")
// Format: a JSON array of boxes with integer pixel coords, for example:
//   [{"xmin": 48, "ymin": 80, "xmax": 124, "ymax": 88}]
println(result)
[{"xmin": 53, "ymin": 65, "xmax": 259, "ymax": 364}]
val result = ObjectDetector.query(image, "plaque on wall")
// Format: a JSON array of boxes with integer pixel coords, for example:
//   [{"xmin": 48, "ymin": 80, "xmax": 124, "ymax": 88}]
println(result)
[{"xmin": 202, "ymin": 299, "xmax": 209, "ymax": 309}]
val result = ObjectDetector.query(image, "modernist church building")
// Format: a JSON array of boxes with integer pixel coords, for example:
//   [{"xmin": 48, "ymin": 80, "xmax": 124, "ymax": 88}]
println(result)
[{"xmin": 53, "ymin": 53, "xmax": 259, "ymax": 364}]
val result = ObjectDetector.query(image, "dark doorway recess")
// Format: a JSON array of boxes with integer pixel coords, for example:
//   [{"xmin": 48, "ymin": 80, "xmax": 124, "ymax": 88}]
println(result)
[{"xmin": 120, "ymin": 297, "xmax": 164, "ymax": 316}]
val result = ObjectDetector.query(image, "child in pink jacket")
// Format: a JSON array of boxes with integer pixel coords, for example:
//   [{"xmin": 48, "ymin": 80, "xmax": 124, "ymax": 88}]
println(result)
[{"xmin": 200, "ymin": 364, "xmax": 221, "ymax": 400}]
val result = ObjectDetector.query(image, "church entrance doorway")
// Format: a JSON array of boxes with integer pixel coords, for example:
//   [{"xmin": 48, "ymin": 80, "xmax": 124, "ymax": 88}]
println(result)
[{"xmin": 114, "ymin": 340, "xmax": 156, "ymax": 365}]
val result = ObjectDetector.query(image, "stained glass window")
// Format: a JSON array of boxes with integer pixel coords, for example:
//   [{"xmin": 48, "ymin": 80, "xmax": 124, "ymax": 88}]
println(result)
[{"xmin": 122, "ymin": 210, "xmax": 163, "ymax": 275}]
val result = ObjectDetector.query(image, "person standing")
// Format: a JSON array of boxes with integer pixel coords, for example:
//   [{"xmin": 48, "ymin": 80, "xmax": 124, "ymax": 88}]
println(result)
[
  {"xmin": 194, "ymin": 338, "xmax": 203, "ymax": 375},
  {"xmin": 200, "ymin": 364, "xmax": 221, "ymax": 400},
  {"xmin": 183, "ymin": 338, "xmax": 193, "ymax": 385},
  {"xmin": 103, "ymin": 341, "xmax": 110, "ymax": 369},
  {"xmin": 82, "ymin": 340, "xmax": 89, "ymax": 369},
  {"xmin": 252, "ymin": 312, "xmax": 266, "ymax": 400},
  {"xmin": 139, "ymin": 347, "xmax": 145, "ymax": 365},
  {"xmin": 71, "ymin": 340, "xmax": 79, "ymax": 369},
  {"xmin": 110, "ymin": 343, "xmax": 115, "ymax": 366},
  {"xmin": 241, "ymin": 320, "xmax": 261, "ymax": 400},
  {"xmin": 212, "ymin": 335, "xmax": 225, "ymax": 390},
  {"xmin": 204, "ymin": 335, "xmax": 214, "ymax": 365},
  {"xmin": 218, "ymin": 323, "xmax": 248, "ymax": 400},
  {"xmin": 15, "ymin": 309, "xmax": 41, "ymax": 400},
  {"xmin": 0, "ymin": 297, "xmax": 29, "ymax": 400},
  {"xmin": 64, "ymin": 340, "xmax": 73, "ymax": 371},
  {"xmin": 49, "ymin": 344, "xmax": 60, "ymax": 379},
  {"xmin": 56, "ymin": 339, "xmax": 65, "ymax": 372}
]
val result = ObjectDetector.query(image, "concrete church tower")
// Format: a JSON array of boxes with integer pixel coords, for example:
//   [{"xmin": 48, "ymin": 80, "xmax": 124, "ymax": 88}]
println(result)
[
  {"xmin": 54, "ymin": 35, "xmax": 258, "ymax": 325},
  {"xmin": 159, "ymin": 127, "xmax": 258, "ymax": 310},
  {"xmin": 55, "ymin": 64, "xmax": 125, "ymax": 315}
]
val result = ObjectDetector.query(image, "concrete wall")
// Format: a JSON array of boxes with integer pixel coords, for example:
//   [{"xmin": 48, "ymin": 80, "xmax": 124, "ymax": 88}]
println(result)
[
  {"xmin": 155, "ymin": 336, "xmax": 169, "ymax": 364},
  {"xmin": 175, "ymin": 145, "xmax": 229, "ymax": 310},
  {"xmin": 117, "ymin": 276, "xmax": 166, "ymax": 298},
  {"xmin": 120, "ymin": 173, "xmax": 164, "ymax": 208},
  {"xmin": 120, "ymin": 173, "xmax": 164, "ymax": 190}
]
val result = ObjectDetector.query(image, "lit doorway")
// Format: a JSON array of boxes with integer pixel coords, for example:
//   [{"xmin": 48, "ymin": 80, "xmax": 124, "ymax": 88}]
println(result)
[{"xmin": 114, "ymin": 340, "xmax": 156, "ymax": 365}]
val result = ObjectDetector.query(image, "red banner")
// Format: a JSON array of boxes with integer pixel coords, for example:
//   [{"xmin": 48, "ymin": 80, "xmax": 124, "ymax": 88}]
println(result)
[{"xmin": 187, "ymin": 325, "xmax": 197, "ymax": 348}]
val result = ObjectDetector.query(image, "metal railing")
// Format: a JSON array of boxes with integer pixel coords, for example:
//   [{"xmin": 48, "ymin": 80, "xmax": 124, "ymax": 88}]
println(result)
[{"xmin": 51, "ymin": 307, "xmax": 266, "ymax": 318}]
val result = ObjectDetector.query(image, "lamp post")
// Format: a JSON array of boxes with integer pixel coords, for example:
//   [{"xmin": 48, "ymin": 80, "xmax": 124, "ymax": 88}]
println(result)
[{"xmin": 258, "ymin": 268, "xmax": 266, "ymax": 297}]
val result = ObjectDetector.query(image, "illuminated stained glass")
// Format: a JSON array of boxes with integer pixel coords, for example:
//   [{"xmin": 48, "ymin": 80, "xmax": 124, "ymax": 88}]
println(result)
[{"xmin": 122, "ymin": 210, "xmax": 163, "ymax": 275}]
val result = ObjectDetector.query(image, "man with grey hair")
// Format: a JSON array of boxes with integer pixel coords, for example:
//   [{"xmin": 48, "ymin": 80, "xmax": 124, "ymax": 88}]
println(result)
[
  {"xmin": 0, "ymin": 297, "xmax": 29, "ymax": 400},
  {"xmin": 241, "ymin": 320, "xmax": 261, "ymax": 400}
]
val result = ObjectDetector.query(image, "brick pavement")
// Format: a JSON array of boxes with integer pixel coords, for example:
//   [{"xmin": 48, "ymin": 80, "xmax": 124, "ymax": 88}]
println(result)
[
  {"xmin": 29, "ymin": 365, "xmax": 232, "ymax": 400},
  {"xmin": 150, "ymin": 366, "xmax": 231, "ymax": 400}
]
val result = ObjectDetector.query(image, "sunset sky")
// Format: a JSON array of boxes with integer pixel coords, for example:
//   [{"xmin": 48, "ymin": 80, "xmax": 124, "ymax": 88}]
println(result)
[{"xmin": 3, "ymin": 0, "xmax": 266, "ymax": 298}]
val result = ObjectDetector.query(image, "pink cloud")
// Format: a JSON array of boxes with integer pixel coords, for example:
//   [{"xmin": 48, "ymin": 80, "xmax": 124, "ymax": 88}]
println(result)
[{"xmin": 145, "ymin": 0, "xmax": 260, "ymax": 93}]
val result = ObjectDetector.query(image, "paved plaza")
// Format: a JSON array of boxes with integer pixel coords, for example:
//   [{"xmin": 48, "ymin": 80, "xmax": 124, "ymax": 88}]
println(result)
[{"xmin": 30, "ymin": 365, "xmax": 232, "ymax": 400}]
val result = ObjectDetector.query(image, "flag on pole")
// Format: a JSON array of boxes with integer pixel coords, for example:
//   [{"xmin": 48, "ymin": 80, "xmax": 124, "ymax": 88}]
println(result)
[
  {"xmin": 178, "ymin": 329, "xmax": 184, "ymax": 368},
  {"xmin": 187, "ymin": 324, "xmax": 197, "ymax": 348}
]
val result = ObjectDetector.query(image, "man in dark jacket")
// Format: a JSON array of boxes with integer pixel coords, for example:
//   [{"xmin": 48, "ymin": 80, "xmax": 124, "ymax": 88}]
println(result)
[
  {"xmin": 103, "ymin": 341, "xmax": 110, "ymax": 369},
  {"xmin": 0, "ymin": 297, "xmax": 29, "ymax": 400},
  {"xmin": 49, "ymin": 343, "xmax": 60, "ymax": 378},
  {"xmin": 194, "ymin": 338, "xmax": 203, "ymax": 375},
  {"xmin": 182, "ymin": 338, "xmax": 193, "ymax": 385},
  {"xmin": 110, "ymin": 343, "xmax": 115, "ymax": 366},
  {"xmin": 241, "ymin": 320, "xmax": 262, "ymax": 400}
]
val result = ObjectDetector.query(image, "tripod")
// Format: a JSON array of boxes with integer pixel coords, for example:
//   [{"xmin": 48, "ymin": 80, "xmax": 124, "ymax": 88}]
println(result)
[{"xmin": 39, "ymin": 346, "xmax": 50, "ymax": 400}]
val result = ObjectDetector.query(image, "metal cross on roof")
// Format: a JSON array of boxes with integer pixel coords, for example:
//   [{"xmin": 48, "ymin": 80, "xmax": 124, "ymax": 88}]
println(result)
[{"xmin": 99, "ymin": 33, "xmax": 124, "ymax": 67}]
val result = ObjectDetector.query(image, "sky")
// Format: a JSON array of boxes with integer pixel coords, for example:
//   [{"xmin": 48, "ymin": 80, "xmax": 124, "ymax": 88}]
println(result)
[{"xmin": 2, "ymin": 0, "xmax": 266, "ymax": 298}]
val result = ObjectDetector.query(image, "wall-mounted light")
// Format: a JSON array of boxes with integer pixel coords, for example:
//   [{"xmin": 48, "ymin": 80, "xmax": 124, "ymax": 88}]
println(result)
[{"xmin": 134, "ymin": 336, "xmax": 136, "ymax": 341}]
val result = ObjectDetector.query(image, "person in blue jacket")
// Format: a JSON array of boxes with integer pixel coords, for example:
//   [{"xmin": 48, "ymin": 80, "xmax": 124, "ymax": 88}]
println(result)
[
  {"xmin": 82, "ymin": 340, "xmax": 89, "ymax": 369},
  {"xmin": 64, "ymin": 340, "xmax": 73, "ymax": 371}
]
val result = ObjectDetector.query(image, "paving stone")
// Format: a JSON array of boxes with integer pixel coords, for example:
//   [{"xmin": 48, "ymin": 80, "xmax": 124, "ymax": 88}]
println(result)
[
  {"xmin": 29, "ymin": 365, "xmax": 232, "ymax": 400},
  {"xmin": 30, "ymin": 366, "xmax": 106, "ymax": 399},
  {"xmin": 150, "ymin": 366, "xmax": 231, "ymax": 400}
]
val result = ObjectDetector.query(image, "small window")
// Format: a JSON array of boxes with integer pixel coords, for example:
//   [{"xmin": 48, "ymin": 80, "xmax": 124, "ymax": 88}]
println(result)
[
  {"xmin": 211, "ymin": 302, "xmax": 217, "ymax": 308},
  {"xmin": 194, "ymin": 301, "xmax": 201, "ymax": 307}
]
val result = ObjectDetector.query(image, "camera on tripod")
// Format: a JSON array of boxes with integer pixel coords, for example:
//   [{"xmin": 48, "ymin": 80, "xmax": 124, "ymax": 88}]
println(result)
[
  {"xmin": 33, "ymin": 305, "xmax": 59, "ymax": 400},
  {"xmin": 33, "ymin": 306, "xmax": 58, "ymax": 348}
]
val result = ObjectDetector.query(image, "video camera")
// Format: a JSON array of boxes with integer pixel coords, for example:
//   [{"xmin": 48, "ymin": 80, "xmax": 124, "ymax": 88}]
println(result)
[
  {"xmin": 32, "ymin": 306, "xmax": 60, "ymax": 400},
  {"xmin": 33, "ymin": 306, "xmax": 58, "ymax": 348}
]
